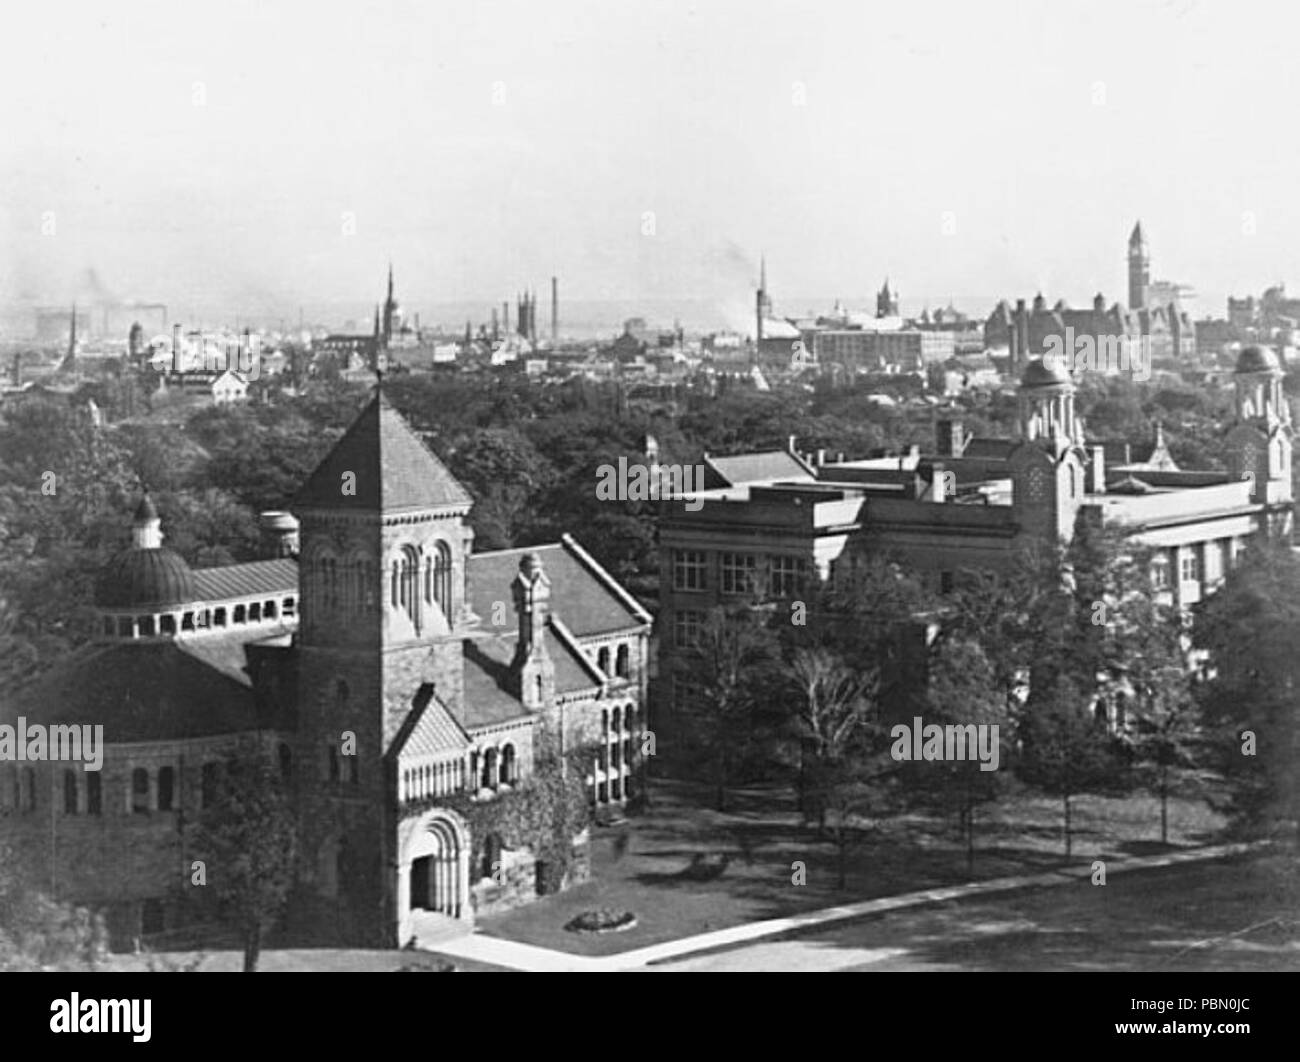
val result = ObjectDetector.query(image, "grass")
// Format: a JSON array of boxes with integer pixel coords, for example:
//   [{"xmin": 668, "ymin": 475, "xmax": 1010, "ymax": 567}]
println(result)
[{"xmin": 474, "ymin": 775, "xmax": 1227, "ymax": 957}]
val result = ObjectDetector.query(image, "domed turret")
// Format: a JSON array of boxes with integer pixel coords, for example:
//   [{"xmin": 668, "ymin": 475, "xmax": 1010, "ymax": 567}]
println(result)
[
  {"xmin": 1234, "ymin": 344, "xmax": 1281, "ymax": 375},
  {"xmin": 95, "ymin": 493, "xmax": 196, "ymax": 609}
]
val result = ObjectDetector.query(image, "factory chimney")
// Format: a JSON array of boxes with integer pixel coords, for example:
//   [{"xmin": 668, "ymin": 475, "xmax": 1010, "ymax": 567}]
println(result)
[{"xmin": 551, "ymin": 276, "xmax": 558, "ymax": 343}]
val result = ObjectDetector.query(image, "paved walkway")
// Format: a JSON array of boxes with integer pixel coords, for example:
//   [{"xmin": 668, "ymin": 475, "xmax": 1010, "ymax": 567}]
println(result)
[{"xmin": 429, "ymin": 841, "xmax": 1264, "ymax": 972}]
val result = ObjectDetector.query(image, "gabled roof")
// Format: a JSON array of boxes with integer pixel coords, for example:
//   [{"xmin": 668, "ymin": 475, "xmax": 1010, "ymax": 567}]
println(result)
[
  {"xmin": 392, "ymin": 685, "xmax": 471, "ymax": 759},
  {"xmin": 292, "ymin": 392, "xmax": 473, "ymax": 513},
  {"xmin": 466, "ymin": 539, "xmax": 650, "ymax": 639}
]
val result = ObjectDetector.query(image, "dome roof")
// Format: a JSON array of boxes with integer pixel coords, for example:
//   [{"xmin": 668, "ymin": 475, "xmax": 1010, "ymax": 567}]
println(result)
[
  {"xmin": 1020, "ymin": 356, "xmax": 1073, "ymax": 389},
  {"xmin": 95, "ymin": 547, "xmax": 197, "ymax": 609},
  {"xmin": 1234, "ymin": 344, "xmax": 1281, "ymax": 374}
]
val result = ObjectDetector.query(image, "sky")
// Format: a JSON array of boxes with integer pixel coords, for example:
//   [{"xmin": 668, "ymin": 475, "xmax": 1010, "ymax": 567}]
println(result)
[{"xmin": 2, "ymin": 0, "xmax": 1297, "ymax": 332}]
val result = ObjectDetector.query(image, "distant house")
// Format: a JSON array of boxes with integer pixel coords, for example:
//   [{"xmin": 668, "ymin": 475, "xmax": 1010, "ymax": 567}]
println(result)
[{"xmin": 211, "ymin": 369, "xmax": 249, "ymax": 405}]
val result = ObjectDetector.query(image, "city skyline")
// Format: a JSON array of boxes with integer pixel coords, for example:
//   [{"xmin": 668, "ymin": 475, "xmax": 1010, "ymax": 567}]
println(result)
[{"xmin": 3, "ymin": 0, "xmax": 1299, "ymax": 331}]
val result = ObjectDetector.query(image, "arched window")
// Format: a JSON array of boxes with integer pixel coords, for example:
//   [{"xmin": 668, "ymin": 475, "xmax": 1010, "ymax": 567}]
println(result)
[
  {"xmin": 278, "ymin": 742, "xmax": 292, "ymax": 779},
  {"xmin": 615, "ymin": 644, "xmax": 630, "ymax": 678},
  {"xmin": 400, "ymin": 545, "xmax": 422, "ymax": 631},
  {"xmin": 391, "ymin": 562, "xmax": 400, "ymax": 608},
  {"xmin": 63, "ymin": 769, "xmax": 78, "ymax": 814},
  {"xmin": 500, "ymin": 744, "xmax": 516, "ymax": 786},
  {"xmin": 131, "ymin": 768, "xmax": 150, "ymax": 814},
  {"xmin": 611, "ymin": 707, "xmax": 622, "ymax": 734},
  {"xmin": 432, "ymin": 541, "xmax": 452, "ymax": 617},
  {"xmin": 597, "ymin": 647, "xmax": 610, "ymax": 674},
  {"xmin": 157, "ymin": 766, "xmax": 175, "ymax": 811},
  {"xmin": 87, "ymin": 772, "xmax": 102, "ymax": 815},
  {"xmin": 481, "ymin": 748, "xmax": 497, "ymax": 791}
]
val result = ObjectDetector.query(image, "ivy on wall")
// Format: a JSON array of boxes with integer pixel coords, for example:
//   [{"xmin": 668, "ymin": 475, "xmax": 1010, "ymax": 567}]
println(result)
[{"xmin": 398, "ymin": 735, "xmax": 596, "ymax": 893}]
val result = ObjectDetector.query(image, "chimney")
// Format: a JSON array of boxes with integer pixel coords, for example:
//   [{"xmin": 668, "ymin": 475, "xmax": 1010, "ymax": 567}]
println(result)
[
  {"xmin": 172, "ymin": 323, "xmax": 183, "ymax": 372},
  {"xmin": 503, "ymin": 300, "xmax": 510, "ymax": 335},
  {"xmin": 787, "ymin": 434, "xmax": 798, "ymax": 455},
  {"xmin": 928, "ymin": 462, "xmax": 948, "ymax": 503},
  {"xmin": 936, "ymin": 418, "xmax": 965, "ymax": 457},
  {"xmin": 551, "ymin": 276, "xmax": 558, "ymax": 342},
  {"xmin": 816, "ymin": 448, "xmax": 826, "ymax": 467},
  {"xmin": 1093, "ymin": 292, "xmax": 1106, "ymax": 314},
  {"xmin": 511, "ymin": 552, "xmax": 555, "ymax": 712},
  {"xmin": 1089, "ymin": 446, "xmax": 1106, "ymax": 494},
  {"xmin": 11, "ymin": 353, "xmax": 20, "ymax": 388}
]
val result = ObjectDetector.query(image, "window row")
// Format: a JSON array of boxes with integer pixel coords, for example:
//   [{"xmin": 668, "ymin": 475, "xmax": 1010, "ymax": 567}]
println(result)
[
  {"xmin": 672, "ymin": 550, "xmax": 808, "ymax": 597},
  {"xmin": 101, "ymin": 596, "xmax": 295, "ymax": 639}
]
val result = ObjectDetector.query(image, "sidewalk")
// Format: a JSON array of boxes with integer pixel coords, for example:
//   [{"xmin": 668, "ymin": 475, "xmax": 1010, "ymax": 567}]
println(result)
[{"xmin": 429, "ymin": 840, "xmax": 1264, "ymax": 972}]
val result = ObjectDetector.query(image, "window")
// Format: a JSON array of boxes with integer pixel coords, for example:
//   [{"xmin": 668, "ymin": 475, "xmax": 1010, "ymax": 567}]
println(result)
[
  {"xmin": 720, "ymin": 553, "xmax": 758, "ymax": 595},
  {"xmin": 116, "ymin": 617, "xmax": 133, "ymax": 637},
  {"xmin": 672, "ymin": 550, "xmax": 708, "ymax": 591},
  {"xmin": 597, "ymin": 647, "xmax": 610, "ymax": 674},
  {"xmin": 615, "ymin": 644, "xmax": 630, "ymax": 678},
  {"xmin": 500, "ymin": 744, "xmax": 515, "ymax": 786},
  {"xmin": 1150, "ymin": 556, "xmax": 1171, "ymax": 590},
  {"xmin": 138, "ymin": 616, "xmax": 156, "ymax": 636},
  {"xmin": 265, "ymin": 600, "xmax": 277, "ymax": 620},
  {"xmin": 1181, "ymin": 552, "xmax": 1201, "ymax": 583},
  {"xmin": 87, "ymin": 773, "xmax": 102, "ymax": 816},
  {"xmin": 674, "ymin": 610, "xmax": 703, "ymax": 648},
  {"xmin": 63, "ymin": 769, "xmax": 78, "ymax": 814},
  {"xmin": 213, "ymin": 608, "xmax": 227, "ymax": 628},
  {"xmin": 481, "ymin": 748, "xmax": 497, "ymax": 791},
  {"xmin": 131, "ymin": 768, "xmax": 150, "ymax": 814},
  {"xmin": 160, "ymin": 614, "xmax": 176, "ymax": 635},
  {"xmin": 769, "ymin": 556, "xmax": 807, "ymax": 598},
  {"xmin": 432, "ymin": 541, "xmax": 452, "ymax": 617},
  {"xmin": 233, "ymin": 605, "xmax": 246, "ymax": 624},
  {"xmin": 282, "ymin": 597, "xmax": 296, "ymax": 617},
  {"xmin": 157, "ymin": 766, "xmax": 175, "ymax": 811},
  {"xmin": 201, "ymin": 763, "xmax": 219, "ymax": 809},
  {"xmin": 249, "ymin": 603, "xmax": 261, "ymax": 622}
]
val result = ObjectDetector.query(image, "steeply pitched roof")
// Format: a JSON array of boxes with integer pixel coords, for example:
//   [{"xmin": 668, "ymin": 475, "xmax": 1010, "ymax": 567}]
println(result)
[
  {"xmin": 466, "ymin": 540, "xmax": 650, "ymax": 639},
  {"xmin": 393, "ymin": 686, "xmax": 471, "ymax": 759},
  {"xmin": 292, "ymin": 392, "xmax": 473, "ymax": 513}
]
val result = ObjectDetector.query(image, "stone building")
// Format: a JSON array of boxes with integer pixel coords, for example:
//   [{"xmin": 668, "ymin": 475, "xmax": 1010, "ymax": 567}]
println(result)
[
  {"xmin": 657, "ymin": 346, "xmax": 1293, "ymax": 715},
  {"xmin": 0, "ymin": 392, "xmax": 651, "ymax": 949}
]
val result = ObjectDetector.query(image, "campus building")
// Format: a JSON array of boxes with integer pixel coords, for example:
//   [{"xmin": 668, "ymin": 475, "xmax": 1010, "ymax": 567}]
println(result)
[
  {"xmin": 0, "ymin": 392, "xmax": 651, "ymax": 949},
  {"xmin": 658, "ymin": 345, "xmax": 1293, "ymax": 714}
]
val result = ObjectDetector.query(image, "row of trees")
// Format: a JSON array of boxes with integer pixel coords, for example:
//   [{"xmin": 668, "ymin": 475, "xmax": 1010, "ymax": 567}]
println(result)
[{"xmin": 671, "ymin": 522, "xmax": 1300, "ymax": 881}]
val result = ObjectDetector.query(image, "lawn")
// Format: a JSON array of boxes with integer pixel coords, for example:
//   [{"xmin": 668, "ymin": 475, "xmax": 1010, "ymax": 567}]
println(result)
[{"xmin": 474, "ymin": 775, "xmax": 1227, "ymax": 957}]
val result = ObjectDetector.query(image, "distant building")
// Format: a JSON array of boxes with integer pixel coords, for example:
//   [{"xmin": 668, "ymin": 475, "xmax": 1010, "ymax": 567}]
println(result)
[{"xmin": 211, "ymin": 369, "xmax": 250, "ymax": 405}]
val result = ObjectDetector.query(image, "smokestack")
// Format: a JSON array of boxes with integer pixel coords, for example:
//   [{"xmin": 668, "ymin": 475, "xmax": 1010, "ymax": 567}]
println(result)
[
  {"xmin": 11, "ymin": 353, "xmax": 21, "ymax": 388},
  {"xmin": 172, "ymin": 323, "xmax": 183, "ymax": 372},
  {"xmin": 503, "ymin": 300, "xmax": 509, "ymax": 336},
  {"xmin": 551, "ymin": 276, "xmax": 558, "ymax": 343}
]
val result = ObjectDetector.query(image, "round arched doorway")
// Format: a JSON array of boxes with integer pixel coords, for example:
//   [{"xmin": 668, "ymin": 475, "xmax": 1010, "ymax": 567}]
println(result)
[{"xmin": 398, "ymin": 810, "xmax": 471, "ymax": 944}]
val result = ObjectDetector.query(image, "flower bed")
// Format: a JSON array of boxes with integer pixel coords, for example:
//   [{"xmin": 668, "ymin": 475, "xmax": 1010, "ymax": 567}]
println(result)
[{"xmin": 565, "ymin": 908, "xmax": 638, "ymax": 934}]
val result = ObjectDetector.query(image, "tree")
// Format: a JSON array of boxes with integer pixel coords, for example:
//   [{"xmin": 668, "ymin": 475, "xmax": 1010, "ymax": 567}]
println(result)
[
  {"xmin": 0, "ymin": 835, "xmax": 108, "ymax": 970},
  {"xmin": 1193, "ymin": 541, "xmax": 1300, "ymax": 839},
  {"xmin": 785, "ymin": 646, "xmax": 878, "ymax": 823},
  {"xmin": 913, "ymin": 635, "xmax": 1010, "ymax": 873},
  {"xmin": 1016, "ymin": 674, "xmax": 1127, "ymax": 859},
  {"xmin": 187, "ymin": 741, "xmax": 298, "ymax": 972},
  {"xmin": 676, "ymin": 605, "xmax": 779, "ymax": 811}
]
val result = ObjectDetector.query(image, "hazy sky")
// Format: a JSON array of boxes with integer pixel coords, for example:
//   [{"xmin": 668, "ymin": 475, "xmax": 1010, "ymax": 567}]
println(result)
[{"xmin": 2, "ymin": 0, "xmax": 1296, "ymax": 328}]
